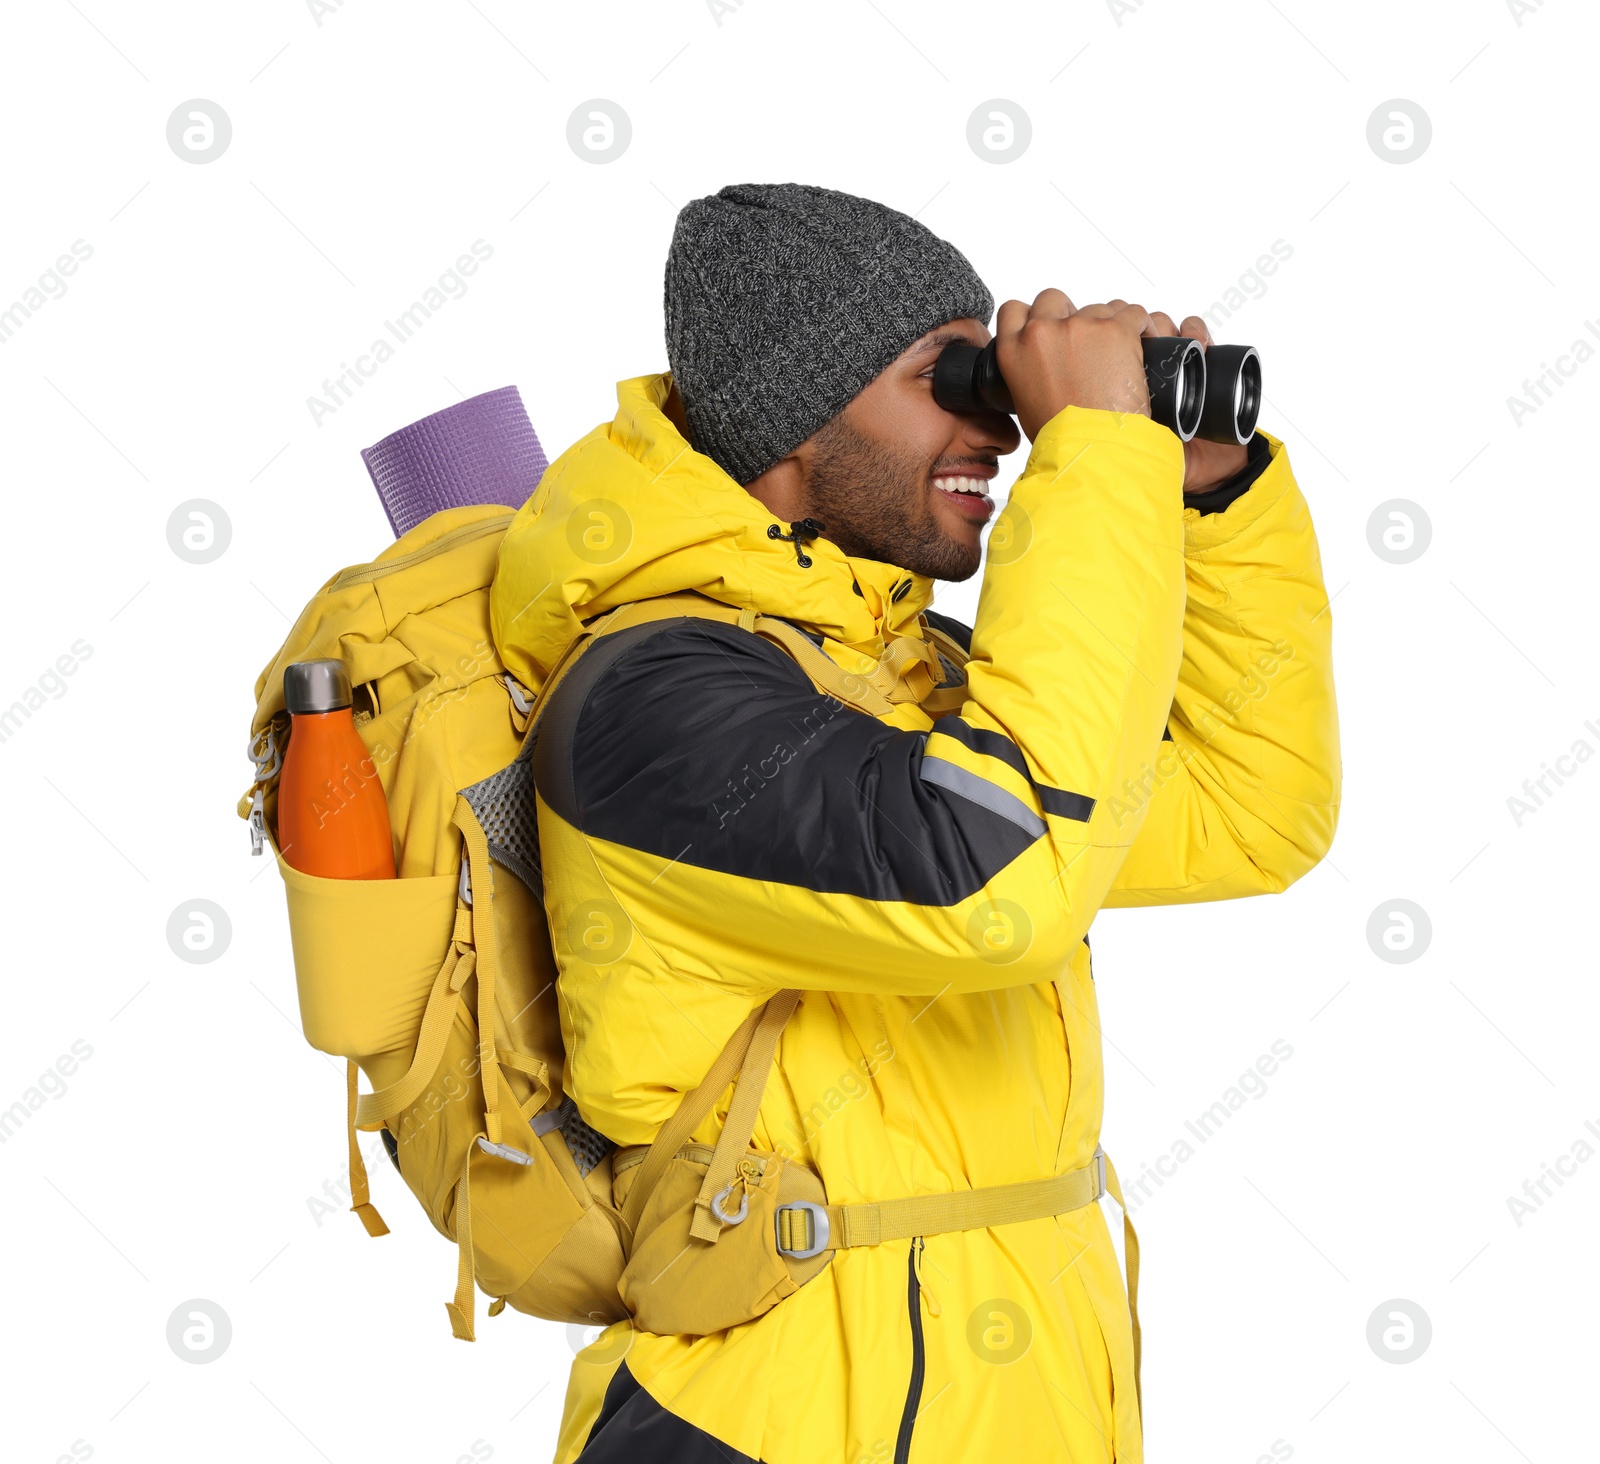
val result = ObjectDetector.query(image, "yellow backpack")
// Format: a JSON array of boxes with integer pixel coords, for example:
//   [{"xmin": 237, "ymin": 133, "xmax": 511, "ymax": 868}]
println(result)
[{"xmin": 239, "ymin": 504, "xmax": 980, "ymax": 1342}]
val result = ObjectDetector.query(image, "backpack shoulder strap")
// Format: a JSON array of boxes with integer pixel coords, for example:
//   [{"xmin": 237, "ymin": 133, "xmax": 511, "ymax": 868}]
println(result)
[
  {"xmin": 527, "ymin": 591, "xmax": 900, "ymax": 725},
  {"xmin": 916, "ymin": 614, "xmax": 971, "ymax": 719}
]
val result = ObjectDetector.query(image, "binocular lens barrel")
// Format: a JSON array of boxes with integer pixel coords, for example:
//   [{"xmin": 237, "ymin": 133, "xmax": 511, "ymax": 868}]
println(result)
[
  {"xmin": 1197, "ymin": 344, "xmax": 1261, "ymax": 447},
  {"xmin": 931, "ymin": 337, "xmax": 1262, "ymax": 446},
  {"xmin": 1143, "ymin": 337, "xmax": 1206, "ymax": 443},
  {"xmin": 931, "ymin": 339, "xmax": 1014, "ymax": 417}
]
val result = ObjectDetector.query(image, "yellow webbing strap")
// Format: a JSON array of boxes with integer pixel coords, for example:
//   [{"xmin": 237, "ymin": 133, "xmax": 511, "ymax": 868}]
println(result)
[
  {"xmin": 918, "ymin": 620, "xmax": 971, "ymax": 719},
  {"xmin": 519, "ymin": 595, "xmax": 739, "ymax": 730},
  {"xmin": 618, "ymin": 996, "xmax": 786, "ymax": 1242},
  {"xmin": 919, "ymin": 686, "xmax": 968, "ymax": 718},
  {"xmin": 772, "ymin": 1149, "xmax": 1142, "ymax": 1402},
  {"xmin": 750, "ymin": 618, "xmax": 898, "ymax": 717},
  {"xmin": 779, "ymin": 1158, "xmax": 1102, "ymax": 1253},
  {"xmin": 533, "ymin": 592, "xmax": 941, "ymax": 723},
  {"xmin": 1102, "ymin": 1154, "xmax": 1142, "ymax": 1405},
  {"xmin": 497, "ymin": 1047, "xmax": 551, "ymax": 1108},
  {"xmin": 446, "ymin": 1138, "xmax": 479, "ymax": 1340},
  {"xmin": 344, "ymin": 1061, "xmax": 390, "ymax": 1237},
  {"xmin": 453, "ymin": 798, "xmax": 505, "ymax": 1147},
  {"xmin": 688, "ymin": 991, "xmax": 801, "ymax": 1243},
  {"xmin": 919, "ymin": 621, "xmax": 969, "ymax": 670},
  {"xmin": 353, "ymin": 939, "xmax": 475, "ymax": 1130},
  {"xmin": 866, "ymin": 635, "xmax": 939, "ymax": 704}
]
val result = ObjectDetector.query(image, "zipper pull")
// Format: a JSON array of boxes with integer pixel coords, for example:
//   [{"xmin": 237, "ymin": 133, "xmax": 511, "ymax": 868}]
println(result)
[{"xmin": 912, "ymin": 1236, "xmax": 942, "ymax": 1318}]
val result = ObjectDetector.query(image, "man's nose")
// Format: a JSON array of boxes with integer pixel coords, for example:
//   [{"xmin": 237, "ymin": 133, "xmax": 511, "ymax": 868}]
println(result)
[{"xmin": 966, "ymin": 408, "xmax": 1022, "ymax": 456}]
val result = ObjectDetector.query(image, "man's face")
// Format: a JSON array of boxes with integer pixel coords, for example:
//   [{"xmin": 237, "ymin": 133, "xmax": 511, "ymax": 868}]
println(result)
[{"xmin": 782, "ymin": 319, "xmax": 1022, "ymax": 582}]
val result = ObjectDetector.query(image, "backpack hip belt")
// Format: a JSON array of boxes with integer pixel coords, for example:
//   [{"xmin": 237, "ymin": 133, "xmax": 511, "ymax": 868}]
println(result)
[
  {"xmin": 606, "ymin": 989, "xmax": 1139, "ymax": 1363},
  {"xmin": 772, "ymin": 1157, "xmax": 1110, "ymax": 1256}
]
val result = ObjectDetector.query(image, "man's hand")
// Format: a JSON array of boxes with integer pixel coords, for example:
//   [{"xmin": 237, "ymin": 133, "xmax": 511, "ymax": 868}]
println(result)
[
  {"xmin": 996, "ymin": 293, "xmax": 1253, "ymax": 492},
  {"xmin": 993, "ymin": 290, "xmax": 1152, "ymax": 442},
  {"xmin": 1152, "ymin": 311, "xmax": 1251, "ymax": 494}
]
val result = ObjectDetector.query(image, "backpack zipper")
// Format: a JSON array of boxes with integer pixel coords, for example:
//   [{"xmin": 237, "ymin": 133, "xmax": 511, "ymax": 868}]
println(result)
[
  {"xmin": 894, "ymin": 1238, "xmax": 927, "ymax": 1464},
  {"xmin": 328, "ymin": 512, "xmax": 513, "ymax": 590}
]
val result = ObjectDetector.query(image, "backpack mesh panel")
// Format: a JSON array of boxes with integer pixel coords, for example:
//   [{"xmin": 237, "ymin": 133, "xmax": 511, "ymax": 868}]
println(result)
[
  {"xmin": 460, "ymin": 739, "xmax": 542, "ymax": 898},
  {"xmin": 553, "ymin": 1096, "xmax": 612, "ymax": 1177},
  {"xmin": 460, "ymin": 743, "xmax": 615, "ymax": 1177}
]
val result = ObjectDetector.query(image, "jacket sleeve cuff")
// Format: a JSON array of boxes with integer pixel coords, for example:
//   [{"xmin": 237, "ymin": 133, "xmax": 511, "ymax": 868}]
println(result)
[
  {"xmin": 1182, "ymin": 432, "xmax": 1295, "ymax": 555},
  {"xmin": 1182, "ymin": 430, "xmax": 1272, "ymax": 515}
]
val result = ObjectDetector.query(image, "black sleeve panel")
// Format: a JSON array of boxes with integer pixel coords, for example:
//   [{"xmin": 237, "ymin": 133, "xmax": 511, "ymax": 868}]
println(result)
[{"xmin": 533, "ymin": 618, "xmax": 1041, "ymax": 906}]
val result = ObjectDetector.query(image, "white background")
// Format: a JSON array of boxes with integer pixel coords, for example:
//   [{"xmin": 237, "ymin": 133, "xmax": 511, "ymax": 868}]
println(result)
[{"xmin": 2, "ymin": 1, "xmax": 1596, "ymax": 1461}]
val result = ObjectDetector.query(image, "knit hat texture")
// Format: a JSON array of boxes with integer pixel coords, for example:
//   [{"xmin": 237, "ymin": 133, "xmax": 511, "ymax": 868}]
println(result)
[{"xmin": 664, "ymin": 182, "xmax": 994, "ymax": 485}]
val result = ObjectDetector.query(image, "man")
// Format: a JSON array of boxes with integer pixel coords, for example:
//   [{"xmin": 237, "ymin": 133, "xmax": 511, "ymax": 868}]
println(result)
[{"xmin": 490, "ymin": 183, "xmax": 1339, "ymax": 1464}]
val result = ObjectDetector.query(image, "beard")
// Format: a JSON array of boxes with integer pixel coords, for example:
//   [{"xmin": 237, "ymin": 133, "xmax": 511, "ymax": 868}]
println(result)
[{"xmin": 801, "ymin": 414, "xmax": 984, "ymax": 582}]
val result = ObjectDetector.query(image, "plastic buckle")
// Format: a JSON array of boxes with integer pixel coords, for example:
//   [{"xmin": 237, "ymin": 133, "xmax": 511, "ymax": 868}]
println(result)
[
  {"xmin": 710, "ymin": 1182, "xmax": 749, "ymax": 1227},
  {"xmin": 477, "ymin": 1137, "xmax": 534, "ymax": 1167},
  {"xmin": 1094, "ymin": 1146, "xmax": 1108, "ymax": 1201},
  {"xmin": 458, "ymin": 858, "xmax": 473, "ymax": 908},
  {"xmin": 503, "ymin": 675, "xmax": 535, "ymax": 716},
  {"xmin": 248, "ymin": 788, "xmax": 267, "ymax": 857},
  {"xmin": 775, "ymin": 1200, "xmax": 830, "ymax": 1259},
  {"xmin": 245, "ymin": 728, "xmax": 279, "ymax": 857}
]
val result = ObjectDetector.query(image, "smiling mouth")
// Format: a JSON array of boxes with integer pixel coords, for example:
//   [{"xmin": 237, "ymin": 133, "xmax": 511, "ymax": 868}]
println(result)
[{"xmin": 931, "ymin": 472, "xmax": 996, "ymax": 522}]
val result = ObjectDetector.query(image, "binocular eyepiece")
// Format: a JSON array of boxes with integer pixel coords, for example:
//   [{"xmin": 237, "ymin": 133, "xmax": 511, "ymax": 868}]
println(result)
[{"xmin": 932, "ymin": 336, "xmax": 1262, "ymax": 446}]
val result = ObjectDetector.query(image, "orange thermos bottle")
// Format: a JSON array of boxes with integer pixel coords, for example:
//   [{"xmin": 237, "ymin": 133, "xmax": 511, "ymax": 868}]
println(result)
[{"xmin": 277, "ymin": 660, "xmax": 396, "ymax": 879}]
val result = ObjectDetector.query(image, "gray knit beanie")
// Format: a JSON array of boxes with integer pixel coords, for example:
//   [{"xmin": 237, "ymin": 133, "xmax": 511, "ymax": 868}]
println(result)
[{"xmin": 664, "ymin": 183, "xmax": 994, "ymax": 485}]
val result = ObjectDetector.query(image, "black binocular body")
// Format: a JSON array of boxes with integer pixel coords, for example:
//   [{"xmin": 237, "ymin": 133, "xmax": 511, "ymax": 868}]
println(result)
[{"xmin": 932, "ymin": 336, "xmax": 1262, "ymax": 446}]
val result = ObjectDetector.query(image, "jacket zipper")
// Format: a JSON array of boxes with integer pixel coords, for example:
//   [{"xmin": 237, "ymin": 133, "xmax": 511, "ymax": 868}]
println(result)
[{"xmin": 894, "ymin": 1238, "xmax": 927, "ymax": 1464}]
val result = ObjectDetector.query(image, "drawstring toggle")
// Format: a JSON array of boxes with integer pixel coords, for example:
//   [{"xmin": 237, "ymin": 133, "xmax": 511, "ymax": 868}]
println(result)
[{"xmin": 768, "ymin": 518, "xmax": 826, "ymax": 569}]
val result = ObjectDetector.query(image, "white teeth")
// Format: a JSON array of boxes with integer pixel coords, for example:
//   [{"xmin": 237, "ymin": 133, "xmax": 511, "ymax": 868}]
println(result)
[{"xmin": 934, "ymin": 476, "xmax": 989, "ymax": 495}]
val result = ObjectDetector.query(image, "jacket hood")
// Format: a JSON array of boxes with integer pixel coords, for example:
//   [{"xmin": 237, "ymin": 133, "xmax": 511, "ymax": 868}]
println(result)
[{"xmin": 490, "ymin": 373, "xmax": 936, "ymax": 691}]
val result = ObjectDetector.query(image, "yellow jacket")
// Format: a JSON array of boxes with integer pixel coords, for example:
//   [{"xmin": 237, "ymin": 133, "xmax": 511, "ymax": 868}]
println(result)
[{"xmin": 490, "ymin": 374, "xmax": 1340, "ymax": 1463}]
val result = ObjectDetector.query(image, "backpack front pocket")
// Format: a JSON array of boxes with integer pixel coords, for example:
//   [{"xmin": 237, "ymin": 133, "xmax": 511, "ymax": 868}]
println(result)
[
  {"xmin": 615, "ymin": 1144, "xmax": 830, "ymax": 1336},
  {"xmin": 280, "ymin": 862, "xmax": 459, "ymax": 1072}
]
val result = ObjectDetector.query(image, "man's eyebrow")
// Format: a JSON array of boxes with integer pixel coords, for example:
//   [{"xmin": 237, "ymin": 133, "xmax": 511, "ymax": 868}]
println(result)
[{"xmin": 904, "ymin": 328, "xmax": 974, "ymax": 359}]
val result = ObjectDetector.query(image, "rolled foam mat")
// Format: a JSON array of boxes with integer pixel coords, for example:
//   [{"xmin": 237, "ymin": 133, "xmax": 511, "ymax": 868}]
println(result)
[{"xmin": 361, "ymin": 385, "xmax": 549, "ymax": 538}]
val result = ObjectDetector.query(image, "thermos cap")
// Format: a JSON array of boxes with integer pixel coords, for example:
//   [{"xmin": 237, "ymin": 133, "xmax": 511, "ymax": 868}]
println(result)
[{"xmin": 284, "ymin": 659, "xmax": 352, "ymax": 715}]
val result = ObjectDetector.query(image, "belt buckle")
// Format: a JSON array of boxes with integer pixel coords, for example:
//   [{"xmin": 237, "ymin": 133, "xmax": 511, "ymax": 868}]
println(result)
[
  {"xmin": 774, "ymin": 1200, "xmax": 830, "ymax": 1259},
  {"xmin": 1094, "ymin": 1146, "xmax": 1107, "ymax": 1201}
]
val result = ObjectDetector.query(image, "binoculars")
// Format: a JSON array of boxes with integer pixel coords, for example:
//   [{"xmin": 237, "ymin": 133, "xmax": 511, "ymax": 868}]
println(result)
[{"xmin": 933, "ymin": 336, "xmax": 1262, "ymax": 445}]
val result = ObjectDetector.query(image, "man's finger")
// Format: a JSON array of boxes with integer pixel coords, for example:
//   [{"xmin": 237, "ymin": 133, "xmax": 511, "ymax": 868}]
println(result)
[
  {"xmin": 1113, "ymin": 302, "xmax": 1154, "ymax": 337},
  {"xmin": 1030, "ymin": 287, "xmax": 1076, "ymax": 319},
  {"xmin": 1146, "ymin": 311, "xmax": 1178, "ymax": 339},
  {"xmin": 996, "ymin": 298, "xmax": 1030, "ymax": 336},
  {"xmin": 1179, "ymin": 315, "xmax": 1213, "ymax": 347}
]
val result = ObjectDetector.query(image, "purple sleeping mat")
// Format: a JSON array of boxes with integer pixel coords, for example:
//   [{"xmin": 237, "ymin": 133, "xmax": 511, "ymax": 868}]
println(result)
[{"xmin": 361, "ymin": 385, "xmax": 549, "ymax": 538}]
